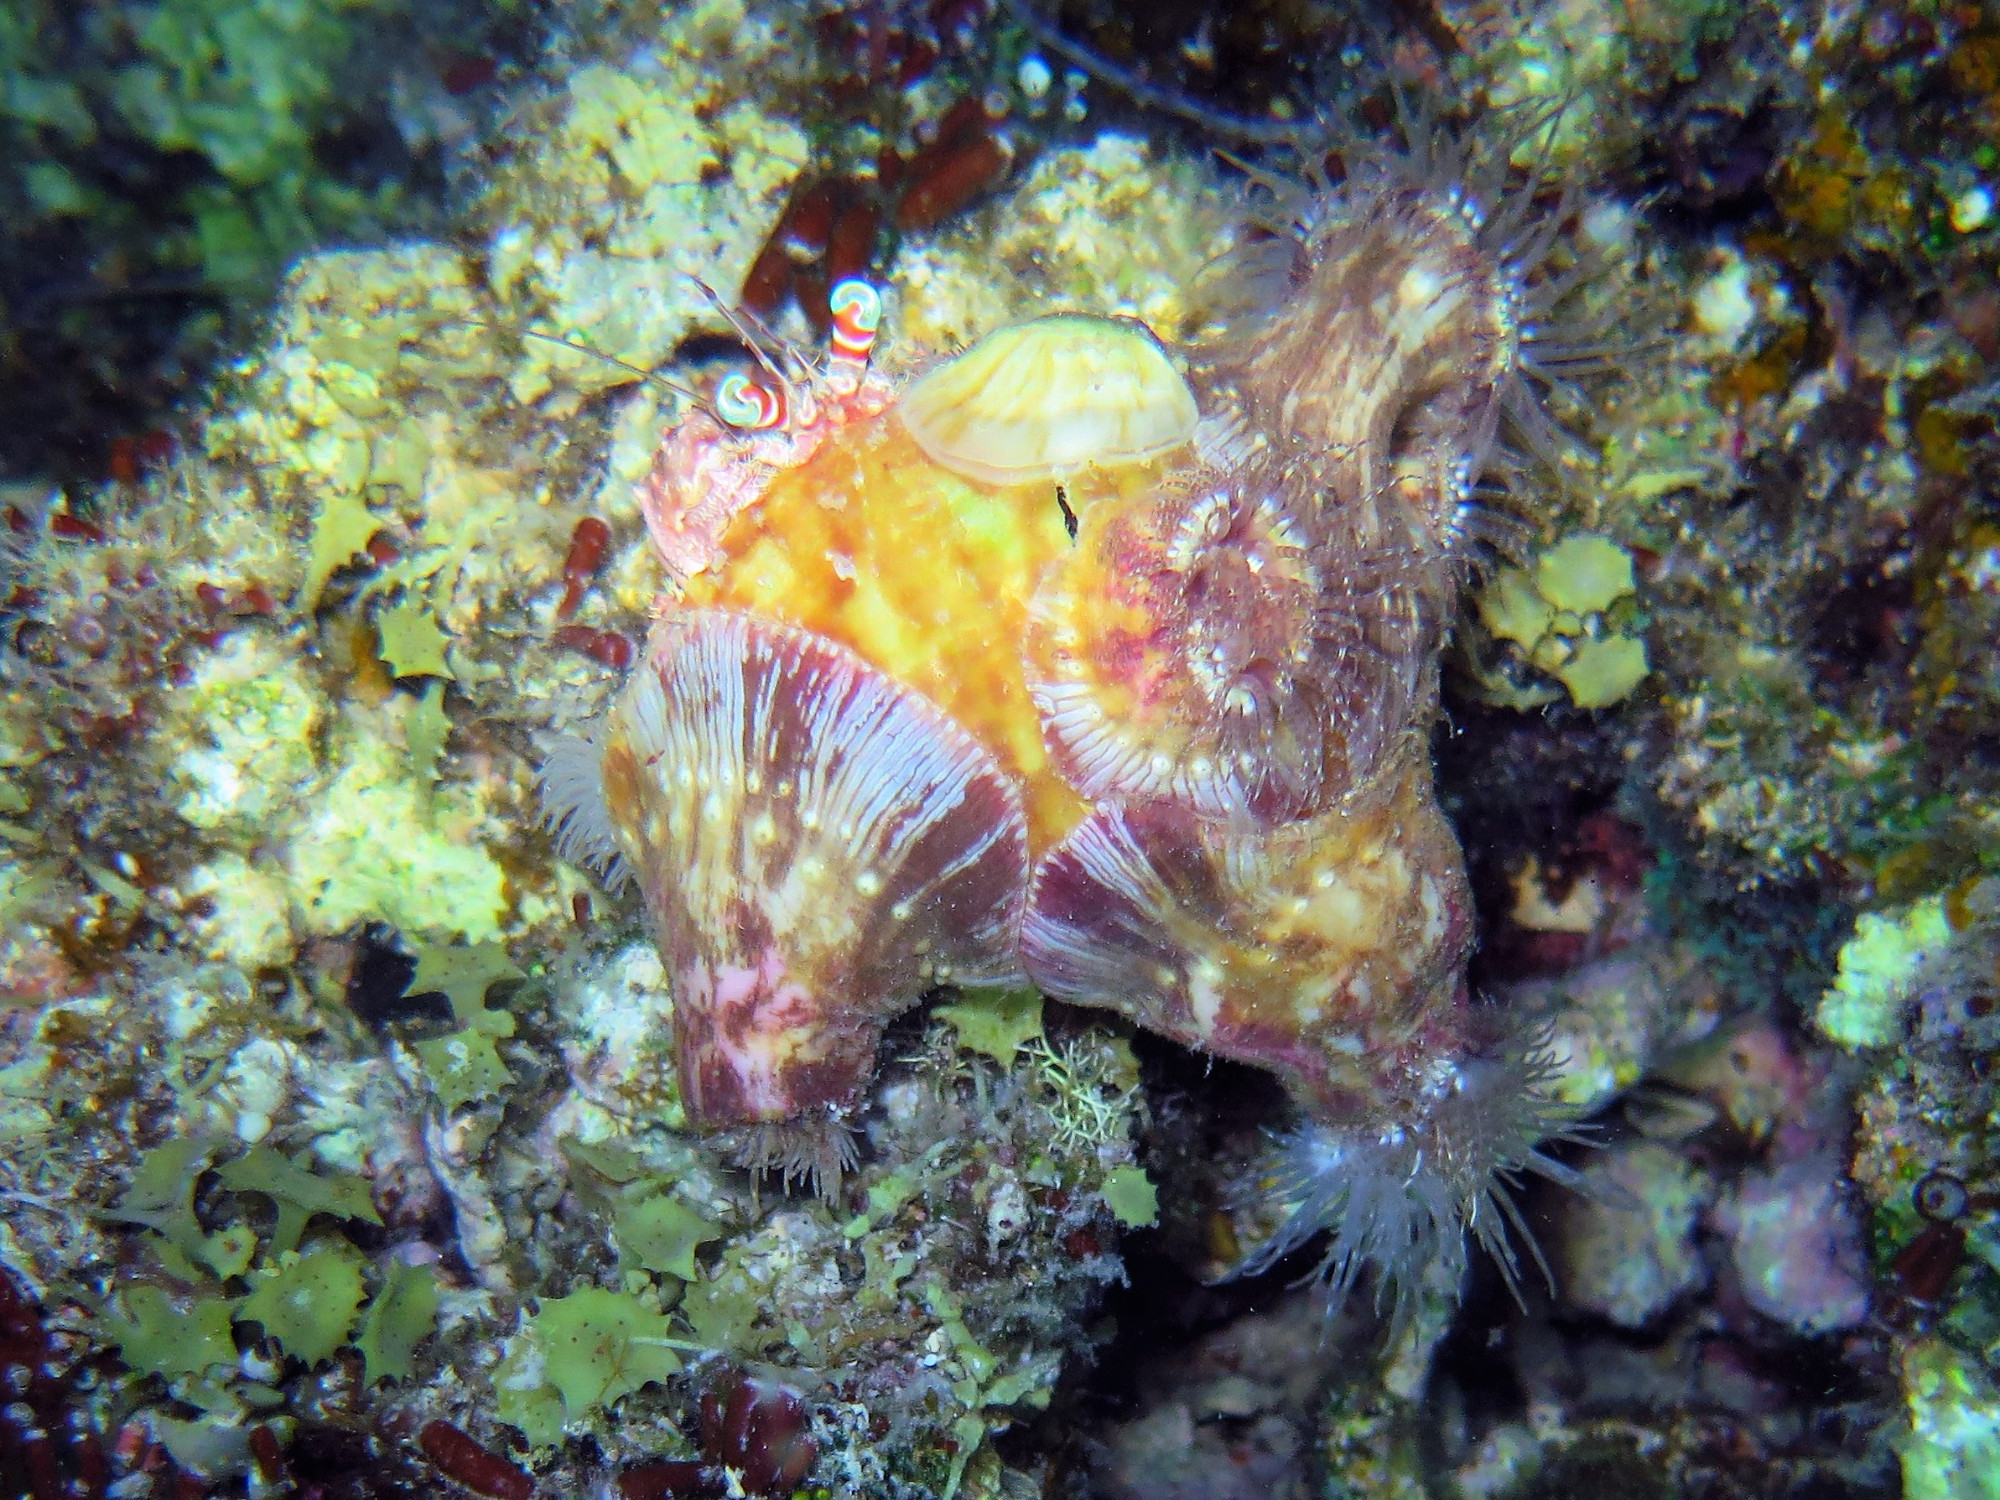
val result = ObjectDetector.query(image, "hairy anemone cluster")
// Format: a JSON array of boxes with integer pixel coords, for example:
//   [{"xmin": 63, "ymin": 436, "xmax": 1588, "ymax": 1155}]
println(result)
[
  {"xmin": 1205, "ymin": 97, "xmax": 1619, "ymax": 560},
  {"xmin": 1235, "ymin": 1037, "xmax": 1589, "ymax": 1328},
  {"xmin": 1157, "ymin": 100, "xmax": 1620, "ymax": 1317}
]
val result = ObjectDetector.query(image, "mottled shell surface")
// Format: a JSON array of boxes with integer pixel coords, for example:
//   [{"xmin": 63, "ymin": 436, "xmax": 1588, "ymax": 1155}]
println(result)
[
  {"xmin": 674, "ymin": 405, "xmax": 1175, "ymax": 852},
  {"xmin": 1020, "ymin": 750, "xmax": 1473, "ymax": 1121},
  {"xmin": 593, "ymin": 609, "xmax": 1028, "ymax": 1129},
  {"xmin": 898, "ymin": 314, "xmax": 1200, "ymax": 485}
]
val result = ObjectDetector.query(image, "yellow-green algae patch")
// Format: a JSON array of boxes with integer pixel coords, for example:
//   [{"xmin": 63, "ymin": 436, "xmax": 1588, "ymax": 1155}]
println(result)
[
  {"xmin": 1470, "ymin": 533, "xmax": 1650, "ymax": 709},
  {"xmin": 1903, "ymin": 1339, "xmax": 2000, "ymax": 1500},
  {"xmin": 284, "ymin": 711, "xmax": 510, "ymax": 940},
  {"xmin": 482, "ymin": 0, "xmax": 811, "ymax": 410},
  {"xmin": 893, "ymin": 133, "xmax": 1235, "ymax": 353},
  {"xmin": 493, "ymin": 1286, "xmax": 684, "ymax": 1448},
  {"xmin": 1816, "ymin": 896, "xmax": 1953, "ymax": 1050},
  {"xmin": 185, "ymin": 0, "xmax": 819, "ymax": 662},
  {"xmin": 166, "ymin": 634, "xmax": 324, "ymax": 834},
  {"xmin": 180, "ymin": 855, "xmax": 293, "ymax": 969}
]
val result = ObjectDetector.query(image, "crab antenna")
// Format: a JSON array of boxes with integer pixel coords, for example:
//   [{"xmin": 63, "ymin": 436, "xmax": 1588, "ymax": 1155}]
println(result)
[
  {"xmin": 684, "ymin": 274, "xmax": 808, "ymax": 389},
  {"xmin": 458, "ymin": 319, "xmax": 708, "ymax": 410}
]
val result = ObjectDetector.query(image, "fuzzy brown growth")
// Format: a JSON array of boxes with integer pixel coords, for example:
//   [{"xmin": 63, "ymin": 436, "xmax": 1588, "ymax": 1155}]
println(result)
[{"xmin": 1203, "ymin": 186, "xmax": 1516, "ymax": 558}]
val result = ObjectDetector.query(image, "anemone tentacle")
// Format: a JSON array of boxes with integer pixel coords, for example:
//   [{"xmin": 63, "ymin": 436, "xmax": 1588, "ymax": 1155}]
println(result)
[{"xmin": 1233, "ymin": 1028, "xmax": 1587, "ymax": 1331}]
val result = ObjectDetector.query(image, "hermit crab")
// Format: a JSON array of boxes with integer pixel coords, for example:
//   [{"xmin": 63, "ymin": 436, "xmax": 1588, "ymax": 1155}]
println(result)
[{"xmin": 546, "ymin": 102, "xmax": 1603, "ymax": 1311}]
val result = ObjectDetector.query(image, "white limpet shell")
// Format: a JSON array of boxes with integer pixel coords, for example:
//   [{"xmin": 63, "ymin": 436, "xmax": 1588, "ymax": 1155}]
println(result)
[{"xmin": 897, "ymin": 313, "xmax": 1200, "ymax": 485}]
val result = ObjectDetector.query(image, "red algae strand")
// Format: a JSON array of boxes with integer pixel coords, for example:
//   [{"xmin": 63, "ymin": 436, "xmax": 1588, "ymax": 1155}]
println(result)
[
  {"xmin": 1891, "ymin": 1221, "xmax": 1966, "ymax": 1305},
  {"xmin": 418, "ymin": 1421, "xmax": 533, "ymax": 1500},
  {"xmin": 552, "ymin": 623, "xmax": 635, "ymax": 670},
  {"xmin": 246, "ymin": 1426, "xmax": 286, "ymax": 1486},
  {"xmin": 700, "ymin": 1375, "xmax": 816, "ymax": 1496},
  {"xmin": 555, "ymin": 516, "xmax": 612, "ymax": 622},
  {"xmin": 896, "ymin": 130, "xmax": 1014, "ymax": 230}
]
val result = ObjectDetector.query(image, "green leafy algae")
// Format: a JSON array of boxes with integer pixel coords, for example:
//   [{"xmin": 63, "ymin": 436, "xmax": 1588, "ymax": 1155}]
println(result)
[
  {"xmin": 1535, "ymin": 534, "xmax": 1637, "ymax": 614},
  {"xmin": 493, "ymin": 1356, "xmax": 569, "ymax": 1449},
  {"xmin": 561, "ymin": 1136, "xmax": 651, "ymax": 1184},
  {"xmin": 1471, "ymin": 536, "xmax": 1651, "ymax": 709},
  {"xmin": 935, "ymin": 988, "xmax": 1045, "ymax": 1065},
  {"xmin": 410, "ymin": 940, "xmax": 523, "ymax": 1025},
  {"xmin": 920, "ymin": 1278, "xmax": 1060, "ymax": 1499},
  {"xmin": 536, "ymin": 1287, "xmax": 682, "ymax": 1417},
  {"xmin": 1556, "ymin": 635, "xmax": 1652, "ymax": 710},
  {"xmin": 192, "ymin": 1223, "xmax": 259, "ymax": 1279},
  {"xmin": 353, "ymin": 1260, "xmax": 439, "ymax": 1385},
  {"xmin": 375, "ymin": 600, "xmax": 454, "ymax": 680},
  {"xmin": 101, "ymin": 1138, "xmax": 218, "ymax": 1270},
  {"xmin": 1478, "ymin": 568, "xmax": 1558, "ymax": 650},
  {"xmin": 405, "ymin": 681, "xmax": 452, "ymax": 784},
  {"xmin": 680, "ymin": 1257, "xmax": 769, "ymax": 1353},
  {"xmin": 410, "ymin": 939, "xmax": 525, "ymax": 1109},
  {"xmin": 304, "ymin": 489, "xmax": 382, "ymax": 604},
  {"xmin": 101, "ymin": 1284, "xmax": 239, "ymax": 1379},
  {"xmin": 495, "ymin": 1287, "xmax": 683, "ymax": 1444},
  {"xmin": 1101, "ymin": 1165, "xmax": 1159, "ymax": 1228},
  {"xmin": 216, "ymin": 1144, "xmax": 382, "ymax": 1253},
  {"xmin": 235, "ymin": 1243, "xmax": 368, "ymax": 1365},
  {"xmin": 414, "ymin": 1005, "xmax": 515, "ymax": 1110},
  {"xmin": 368, "ymin": 419, "xmax": 432, "ymax": 498},
  {"xmin": 613, "ymin": 1193, "xmax": 723, "ymax": 1281}
]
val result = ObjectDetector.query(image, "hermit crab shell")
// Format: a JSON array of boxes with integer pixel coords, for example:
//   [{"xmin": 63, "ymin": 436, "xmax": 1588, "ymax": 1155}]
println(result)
[
  {"xmin": 1020, "ymin": 749, "xmax": 1473, "ymax": 1121},
  {"xmin": 898, "ymin": 313, "xmax": 1200, "ymax": 485},
  {"xmin": 544, "ymin": 608, "xmax": 1029, "ymax": 1131}
]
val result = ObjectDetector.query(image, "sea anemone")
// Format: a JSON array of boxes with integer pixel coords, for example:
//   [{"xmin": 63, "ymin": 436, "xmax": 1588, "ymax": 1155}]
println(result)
[
  {"xmin": 1197, "ymin": 99, "xmax": 1617, "ymax": 561},
  {"xmin": 1234, "ymin": 1028, "xmax": 1586, "ymax": 1329},
  {"xmin": 1025, "ymin": 449, "xmax": 1438, "ymax": 822},
  {"xmin": 1020, "ymin": 97, "xmax": 1618, "ymax": 1313}
]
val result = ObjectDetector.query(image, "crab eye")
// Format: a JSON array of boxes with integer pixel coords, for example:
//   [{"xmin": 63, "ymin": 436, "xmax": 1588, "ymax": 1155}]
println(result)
[
  {"xmin": 825, "ymin": 278, "xmax": 883, "ymax": 390},
  {"xmin": 715, "ymin": 372, "xmax": 788, "ymax": 430}
]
